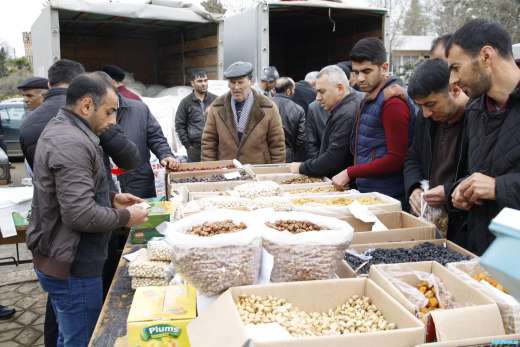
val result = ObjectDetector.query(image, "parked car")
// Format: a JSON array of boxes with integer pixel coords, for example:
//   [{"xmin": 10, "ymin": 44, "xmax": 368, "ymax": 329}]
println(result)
[{"xmin": 0, "ymin": 98, "xmax": 26, "ymax": 158}]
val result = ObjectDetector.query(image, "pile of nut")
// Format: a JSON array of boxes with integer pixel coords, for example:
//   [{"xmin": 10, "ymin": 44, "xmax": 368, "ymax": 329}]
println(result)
[
  {"xmin": 172, "ymin": 244, "xmax": 261, "ymax": 296},
  {"xmin": 128, "ymin": 252, "xmax": 171, "ymax": 289},
  {"xmin": 178, "ymin": 164, "xmax": 235, "ymax": 172},
  {"xmin": 195, "ymin": 197, "xmax": 253, "ymax": 211},
  {"xmin": 264, "ymin": 239, "xmax": 348, "ymax": 282},
  {"xmin": 187, "ymin": 220, "xmax": 247, "ymax": 237},
  {"xmin": 252, "ymin": 196, "xmax": 292, "ymax": 211},
  {"xmin": 236, "ymin": 294, "xmax": 397, "ymax": 337},
  {"xmin": 345, "ymin": 242, "xmax": 471, "ymax": 274},
  {"xmin": 473, "ymin": 272, "xmax": 507, "ymax": 292},
  {"xmin": 131, "ymin": 277, "xmax": 169, "ymax": 289},
  {"xmin": 417, "ymin": 281, "xmax": 440, "ymax": 317},
  {"xmin": 287, "ymin": 186, "xmax": 341, "ymax": 194},
  {"xmin": 281, "ymin": 176, "xmax": 324, "ymax": 184},
  {"xmin": 292, "ymin": 196, "xmax": 382, "ymax": 206},
  {"xmin": 265, "ymin": 220, "xmax": 323, "ymax": 234},
  {"xmin": 234, "ymin": 181, "xmax": 282, "ymax": 199},
  {"xmin": 170, "ymin": 170, "xmax": 252, "ymax": 183}
]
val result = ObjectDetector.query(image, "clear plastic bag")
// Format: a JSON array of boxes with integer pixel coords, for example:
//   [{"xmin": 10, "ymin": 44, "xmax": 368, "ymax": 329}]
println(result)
[
  {"xmin": 377, "ymin": 265, "xmax": 456, "ymax": 319},
  {"xmin": 447, "ymin": 259, "xmax": 520, "ymax": 334},
  {"xmin": 163, "ymin": 210, "xmax": 262, "ymax": 296},
  {"xmin": 420, "ymin": 180, "xmax": 448, "ymax": 238},
  {"xmin": 258, "ymin": 211, "xmax": 353, "ymax": 282},
  {"xmin": 128, "ymin": 251, "xmax": 170, "ymax": 279},
  {"xmin": 131, "ymin": 276, "xmax": 169, "ymax": 289},
  {"xmin": 146, "ymin": 237, "xmax": 172, "ymax": 261}
]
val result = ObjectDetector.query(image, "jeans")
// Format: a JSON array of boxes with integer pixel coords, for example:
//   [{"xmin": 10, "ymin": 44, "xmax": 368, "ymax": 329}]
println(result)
[{"xmin": 35, "ymin": 268, "xmax": 103, "ymax": 347}]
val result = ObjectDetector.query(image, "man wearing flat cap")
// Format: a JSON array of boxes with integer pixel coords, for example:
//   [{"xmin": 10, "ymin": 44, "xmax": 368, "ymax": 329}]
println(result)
[
  {"xmin": 102, "ymin": 65, "xmax": 141, "ymax": 101},
  {"xmin": 201, "ymin": 61, "xmax": 285, "ymax": 164},
  {"xmin": 255, "ymin": 66, "xmax": 279, "ymax": 97},
  {"xmin": 18, "ymin": 77, "xmax": 49, "ymax": 111}
]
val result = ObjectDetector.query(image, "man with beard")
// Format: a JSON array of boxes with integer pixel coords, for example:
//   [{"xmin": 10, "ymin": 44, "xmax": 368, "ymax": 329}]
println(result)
[
  {"xmin": 175, "ymin": 70, "xmax": 216, "ymax": 162},
  {"xmin": 447, "ymin": 19, "xmax": 520, "ymax": 255}
]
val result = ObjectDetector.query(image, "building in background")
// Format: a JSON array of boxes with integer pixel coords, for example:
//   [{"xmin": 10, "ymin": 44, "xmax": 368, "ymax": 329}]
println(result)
[
  {"xmin": 22, "ymin": 32, "xmax": 32, "ymax": 64},
  {"xmin": 391, "ymin": 35, "xmax": 435, "ymax": 83}
]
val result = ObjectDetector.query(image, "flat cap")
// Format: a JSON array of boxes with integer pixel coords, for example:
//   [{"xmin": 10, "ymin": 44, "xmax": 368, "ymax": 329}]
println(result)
[
  {"xmin": 260, "ymin": 66, "xmax": 279, "ymax": 82},
  {"xmin": 17, "ymin": 77, "xmax": 49, "ymax": 90},
  {"xmin": 102, "ymin": 65, "xmax": 126, "ymax": 82},
  {"xmin": 223, "ymin": 61, "xmax": 253, "ymax": 79}
]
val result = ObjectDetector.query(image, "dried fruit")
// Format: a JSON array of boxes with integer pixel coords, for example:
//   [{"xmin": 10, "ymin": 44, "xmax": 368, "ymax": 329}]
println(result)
[{"xmin": 281, "ymin": 176, "xmax": 324, "ymax": 184}]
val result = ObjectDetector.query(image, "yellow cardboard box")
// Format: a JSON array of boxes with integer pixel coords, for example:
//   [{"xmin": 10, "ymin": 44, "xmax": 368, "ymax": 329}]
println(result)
[{"xmin": 127, "ymin": 285, "xmax": 196, "ymax": 347}]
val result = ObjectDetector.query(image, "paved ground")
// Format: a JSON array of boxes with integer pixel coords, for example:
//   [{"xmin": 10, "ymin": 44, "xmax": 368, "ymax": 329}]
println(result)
[{"xmin": 0, "ymin": 162, "xmax": 47, "ymax": 347}]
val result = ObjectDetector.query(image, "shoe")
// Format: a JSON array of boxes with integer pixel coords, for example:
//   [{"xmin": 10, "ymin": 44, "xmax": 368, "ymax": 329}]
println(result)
[{"xmin": 0, "ymin": 305, "xmax": 15, "ymax": 320}]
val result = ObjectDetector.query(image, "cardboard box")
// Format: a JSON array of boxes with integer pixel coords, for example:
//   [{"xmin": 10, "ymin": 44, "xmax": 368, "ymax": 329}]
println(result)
[
  {"xmin": 343, "ymin": 211, "xmax": 436, "ymax": 244},
  {"xmin": 369, "ymin": 261, "xmax": 505, "ymax": 343},
  {"xmin": 175, "ymin": 160, "xmax": 236, "ymax": 172},
  {"xmin": 246, "ymin": 163, "xmax": 292, "ymax": 174},
  {"xmin": 415, "ymin": 334, "xmax": 520, "ymax": 346},
  {"xmin": 169, "ymin": 181, "xmax": 250, "ymax": 202},
  {"xmin": 134, "ymin": 200, "xmax": 175, "ymax": 230},
  {"xmin": 127, "ymin": 285, "xmax": 197, "ymax": 347},
  {"xmin": 130, "ymin": 228, "xmax": 162, "ymax": 244},
  {"xmin": 337, "ymin": 239, "xmax": 478, "ymax": 278},
  {"xmin": 188, "ymin": 278, "xmax": 425, "ymax": 347}
]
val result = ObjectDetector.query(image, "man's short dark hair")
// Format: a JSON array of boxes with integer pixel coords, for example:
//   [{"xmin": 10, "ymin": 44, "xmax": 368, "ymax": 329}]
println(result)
[
  {"xmin": 446, "ymin": 19, "xmax": 513, "ymax": 58},
  {"xmin": 274, "ymin": 77, "xmax": 294, "ymax": 94},
  {"xmin": 48, "ymin": 59, "xmax": 85, "ymax": 87},
  {"xmin": 66, "ymin": 72, "xmax": 116, "ymax": 107},
  {"xmin": 336, "ymin": 61, "xmax": 351, "ymax": 80},
  {"xmin": 408, "ymin": 59, "xmax": 450, "ymax": 100},
  {"xmin": 190, "ymin": 69, "xmax": 208, "ymax": 81},
  {"xmin": 350, "ymin": 37, "xmax": 387, "ymax": 65},
  {"xmin": 430, "ymin": 34, "xmax": 452, "ymax": 55}
]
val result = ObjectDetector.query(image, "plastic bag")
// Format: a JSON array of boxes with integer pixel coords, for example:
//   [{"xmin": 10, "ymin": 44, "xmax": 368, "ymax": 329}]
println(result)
[
  {"xmin": 447, "ymin": 259, "xmax": 520, "ymax": 333},
  {"xmin": 162, "ymin": 210, "xmax": 262, "ymax": 296},
  {"xmin": 377, "ymin": 265, "xmax": 456, "ymax": 319},
  {"xmin": 131, "ymin": 277, "xmax": 169, "ymax": 289},
  {"xmin": 420, "ymin": 180, "xmax": 448, "ymax": 238},
  {"xmin": 258, "ymin": 211, "xmax": 353, "ymax": 282},
  {"xmin": 147, "ymin": 237, "xmax": 172, "ymax": 261},
  {"xmin": 128, "ymin": 251, "xmax": 170, "ymax": 279}
]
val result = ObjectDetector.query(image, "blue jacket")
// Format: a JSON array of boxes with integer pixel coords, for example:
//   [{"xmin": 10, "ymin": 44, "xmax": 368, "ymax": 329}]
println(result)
[{"xmin": 353, "ymin": 78, "xmax": 414, "ymax": 199}]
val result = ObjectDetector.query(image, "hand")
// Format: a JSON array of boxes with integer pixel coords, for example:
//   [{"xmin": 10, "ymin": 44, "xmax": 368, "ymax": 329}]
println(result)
[
  {"xmin": 332, "ymin": 169, "xmax": 350, "ymax": 191},
  {"xmin": 409, "ymin": 188, "xmax": 423, "ymax": 216},
  {"xmin": 126, "ymin": 205, "xmax": 149, "ymax": 227},
  {"xmin": 451, "ymin": 183, "xmax": 474, "ymax": 211},
  {"xmin": 113, "ymin": 193, "xmax": 143, "ymax": 209},
  {"xmin": 458, "ymin": 172, "xmax": 496, "ymax": 203},
  {"xmin": 161, "ymin": 156, "xmax": 179, "ymax": 171},
  {"xmin": 423, "ymin": 185, "xmax": 445, "ymax": 207},
  {"xmin": 290, "ymin": 162, "xmax": 301, "ymax": 174}
]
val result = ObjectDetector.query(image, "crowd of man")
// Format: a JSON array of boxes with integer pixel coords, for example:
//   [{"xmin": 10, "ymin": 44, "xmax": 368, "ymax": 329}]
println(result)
[{"xmin": 0, "ymin": 17, "xmax": 516, "ymax": 347}]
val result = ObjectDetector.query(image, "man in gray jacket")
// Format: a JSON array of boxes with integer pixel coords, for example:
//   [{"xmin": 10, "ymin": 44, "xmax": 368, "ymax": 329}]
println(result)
[{"xmin": 27, "ymin": 73, "xmax": 148, "ymax": 347}]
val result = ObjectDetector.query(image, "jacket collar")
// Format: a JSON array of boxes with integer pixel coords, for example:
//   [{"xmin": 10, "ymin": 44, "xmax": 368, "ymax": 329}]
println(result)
[
  {"xmin": 191, "ymin": 90, "xmax": 212, "ymax": 103},
  {"xmin": 59, "ymin": 107, "xmax": 100, "ymax": 145},
  {"xmin": 330, "ymin": 92, "xmax": 358, "ymax": 116},
  {"xmin": 364, "ymin": 76, "xmax": 399, "ymax": 102},
  {"xmin": 44, "ymin": 87, "xmax": 67, "ymax": 101}
]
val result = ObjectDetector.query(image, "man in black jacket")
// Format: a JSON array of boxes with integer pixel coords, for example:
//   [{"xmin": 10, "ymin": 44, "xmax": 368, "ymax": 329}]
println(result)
[
  {"xmin": 272, "ymin": 77, "xmax": 306, "ymax": 162},
  {"xmin": 447, "ymin": 19, "xmax": 520, "ymax": 255},
  {"xmin": 292, "ymin": 71, "xmax": 318, "ymax": 113},
  {"xmin": 404, "ymin": 59, "xmax": 469, "ymax": 243},
  {"xmin": 290, "ymin": 65, "xmax": 361, "ymax": 178},
  {"xmin": 304, "ymin": 100, "xmax": 329, "ymax": 160},
  {"xmin": 175, "ymin": 70, "xmax": 216, "ymax": 162}
]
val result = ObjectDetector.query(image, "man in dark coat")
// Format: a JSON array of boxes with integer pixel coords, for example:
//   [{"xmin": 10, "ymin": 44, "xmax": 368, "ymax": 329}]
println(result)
[
  {"xmin": 175, "ymin": 69, "xmax": 216, "ymax": 162},
  {"xmin": 292, "ymin": 71, "xmax": 318, "ymax": 113},
  {"xmin": 271, "ymin": 77, "xmax": 306, "ymax": 162},
  {"xmin": 290, "ymin": 65, "xmax": 361, "ymax": 178},
  {"xmin": 116, "ymin": 95, "xmax": 177, "ymax": 198},
  {"xmin": 102, "ymin": 65, "xmax": 141, "ymax": 101},
  {"xmin": 404, "ymin": 59, "xmax": 469, "ymax": 244},
  {"xmin": 304, "ymin": 100, "xmax": 329, "ymax": 160},
  {"xmin": 447, "ymin": 19, "xmax": 520, "ymax": 255}
]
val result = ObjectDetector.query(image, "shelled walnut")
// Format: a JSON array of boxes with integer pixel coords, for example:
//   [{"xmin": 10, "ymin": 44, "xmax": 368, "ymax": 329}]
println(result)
[
  {"xmin": 265, "ymin": 220, "xmax": 322, "ymax": 234},
  {"xmin": 187, "ymin": 220, "xmax": 247, "ymax": 237}
]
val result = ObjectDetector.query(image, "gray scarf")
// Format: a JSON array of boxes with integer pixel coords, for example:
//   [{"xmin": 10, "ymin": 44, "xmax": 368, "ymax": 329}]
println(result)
[{"xmin": 231, "ymin": 91, "xmax": 254, "ymax": 137}]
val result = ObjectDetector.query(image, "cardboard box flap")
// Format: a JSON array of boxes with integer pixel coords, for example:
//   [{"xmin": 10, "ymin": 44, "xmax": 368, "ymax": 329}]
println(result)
[
  {"xmin": 415, "ymin": 334, "xmax": 520, "ymax": 347},
  {"xmin": 128, "ymin": 286, "xmax": 196, "ymax": 323},
  {"xmin": 188, "ymin": 291, "xmax": 249, "ymax": 347},
  {"xmin": 430, "ymin": 304, "xmax": 505, "ymax": 341}
]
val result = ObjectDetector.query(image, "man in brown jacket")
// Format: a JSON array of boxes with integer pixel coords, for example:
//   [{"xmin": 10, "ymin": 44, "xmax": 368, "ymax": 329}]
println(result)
[
  {"xmin": 201, "ymin": 61, "xmax": 285, "ymax": 164},
  {"xmin": 27, "ymin": 72, "xmax": 148, "ymax": 347}
]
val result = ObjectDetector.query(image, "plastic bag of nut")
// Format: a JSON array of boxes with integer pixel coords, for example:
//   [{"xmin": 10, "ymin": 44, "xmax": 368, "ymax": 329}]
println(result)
[
  {"xmin": 182, "ymin": 196, "xmax": 254, "ymax": 215},
  {"xmin": 232, "ymin": 181, "xmax": 282, "ymax": 199},
  {"xmin": 258, "ymin": 211, "xmax": 353, "ymax": 282},
  {"xmin": 163, "ymin": 210, "xmax": 262, "ymax": 296},
  {"xmin": 146, "ymin": 237, "xmax": 172, "ymax": 261},
  {"xmin": 131, "ymin": 276, "xmax": 169, "ymax": 289},
  {"xmin": 128, "ymin": 252, "xmax": 170, "ymax": 278}
]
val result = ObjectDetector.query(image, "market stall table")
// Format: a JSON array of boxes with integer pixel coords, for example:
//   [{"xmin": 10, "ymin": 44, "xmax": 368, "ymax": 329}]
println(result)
[{"xmin": 89, "ymin": 242, "xmax": 145, "ymax": 347}]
